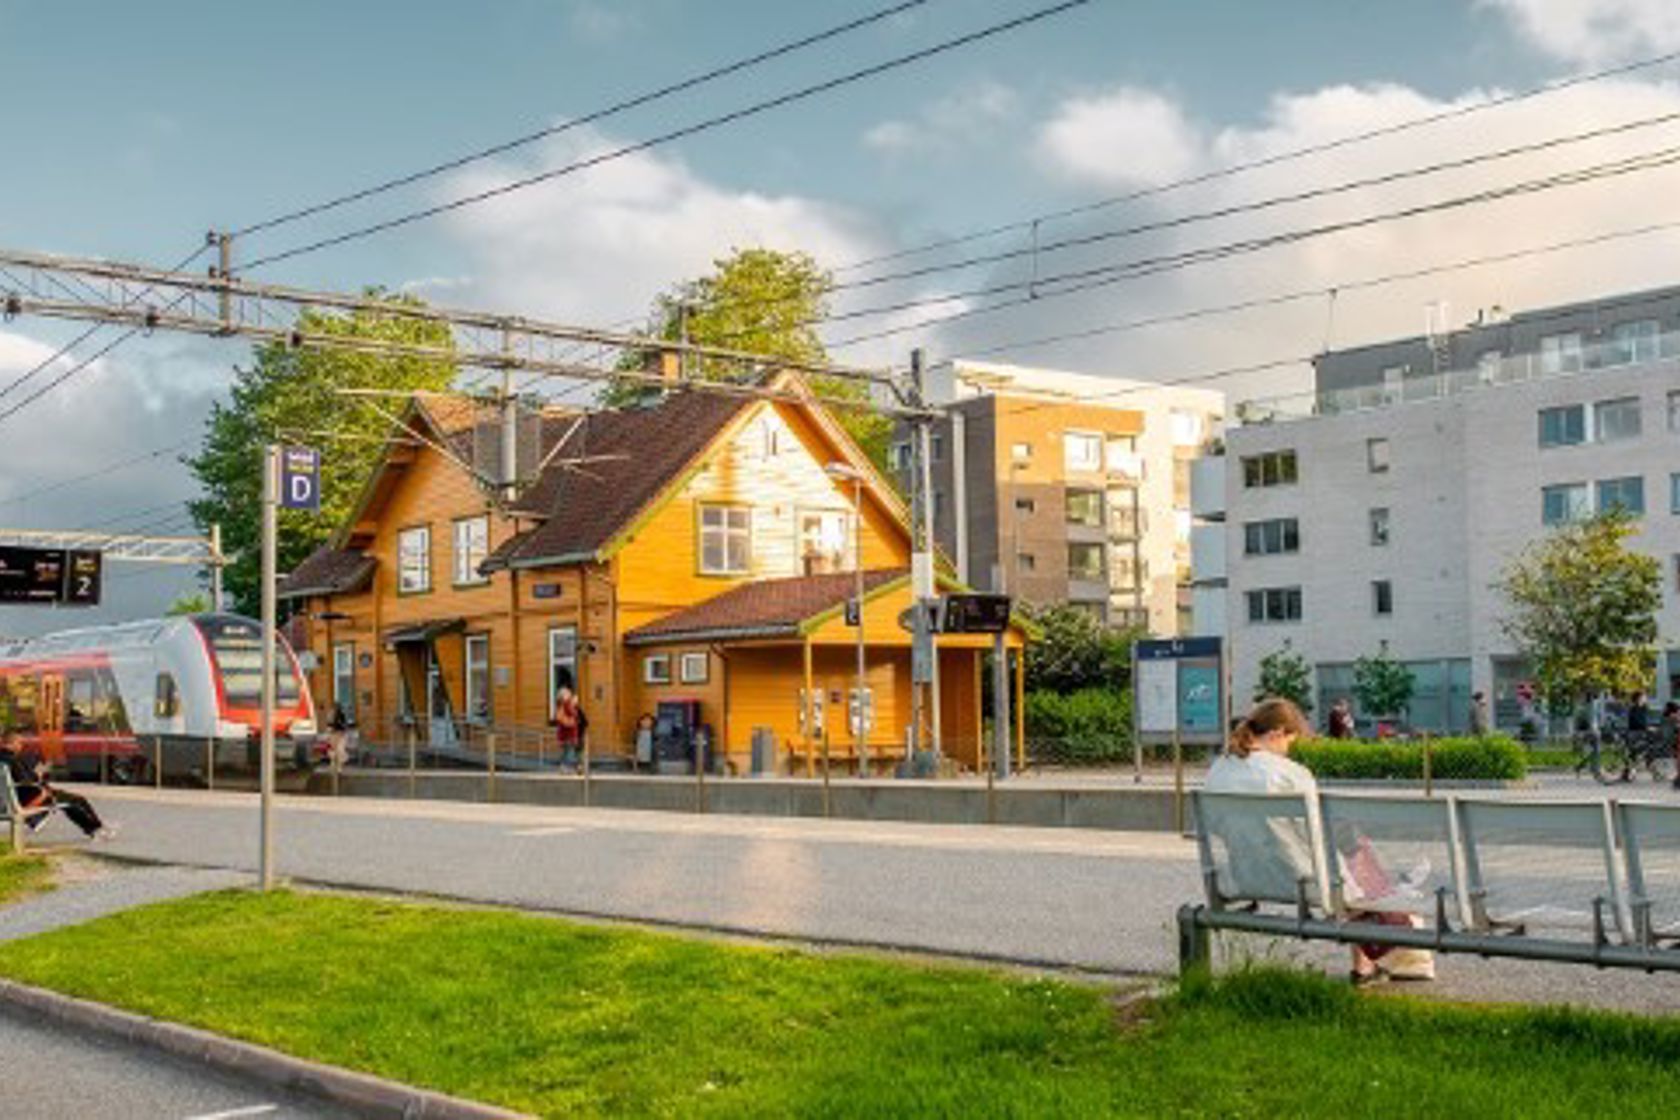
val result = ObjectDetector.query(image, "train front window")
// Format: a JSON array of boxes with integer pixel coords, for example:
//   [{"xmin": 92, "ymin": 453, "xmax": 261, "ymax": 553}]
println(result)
[{"xmin": 196, "ymin": 618, "xmax": 300, "ymax": 707}]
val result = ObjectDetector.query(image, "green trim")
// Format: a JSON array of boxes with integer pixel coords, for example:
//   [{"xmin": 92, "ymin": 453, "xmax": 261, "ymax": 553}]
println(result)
[{"xmin": 797, "ymin": 573, "xmax": 911, "ymax": 636}]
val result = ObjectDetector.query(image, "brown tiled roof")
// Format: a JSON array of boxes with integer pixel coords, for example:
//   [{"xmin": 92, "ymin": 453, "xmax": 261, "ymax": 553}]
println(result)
[
  {"xmin": 278, "ymin": 547, "xmax": 375, "ymax": 600},
  {"xmin": 486, "ymin": 390, "xmax": 749, "ymax": 569},
  {"xmin": 625, "ymin": 569, "xmax": 907, "ymax": 645}
]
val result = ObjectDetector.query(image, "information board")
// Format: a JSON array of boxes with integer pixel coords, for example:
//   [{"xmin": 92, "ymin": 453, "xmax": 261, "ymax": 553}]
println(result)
[
  {"xmin": 1133, "ymin": 637, "xmax": 1225, "ymax": 744},
  {"xmin": 1135, "ymin": 658, "xmax": 1178, "ymax": 733},
  {"xmin": 0, "ymin": 546, "xmax": 102, "ymax": 606}
]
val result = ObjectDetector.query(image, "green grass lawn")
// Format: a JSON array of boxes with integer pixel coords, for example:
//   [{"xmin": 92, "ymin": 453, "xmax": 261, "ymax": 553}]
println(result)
[
  {"xmin": 0, "ymin": 843, "xmax": 53, "ymax": 905},
  {"xmin": 1, "ymin": 891, "xmax": 1677, "ymax": 1118}
]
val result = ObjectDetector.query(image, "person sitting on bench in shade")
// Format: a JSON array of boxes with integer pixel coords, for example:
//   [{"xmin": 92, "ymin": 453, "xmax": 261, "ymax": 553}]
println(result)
[
  {"xmin": 0, "ymin": 731, "xmax": 114, "ymax": 840},
  {"xmin": 1205, "ymin": 699, "xmax": 1433, "ymax": 985}
]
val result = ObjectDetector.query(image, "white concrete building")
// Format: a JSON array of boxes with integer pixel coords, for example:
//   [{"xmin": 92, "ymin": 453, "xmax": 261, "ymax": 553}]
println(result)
[{"xmin": 1196, "ymin": 285, "xmax": 1680, "ymax": 732}]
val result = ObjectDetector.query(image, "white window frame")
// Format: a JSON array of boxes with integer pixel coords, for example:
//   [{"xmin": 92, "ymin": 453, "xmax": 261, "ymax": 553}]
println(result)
[
  {"xmin": 1538, "ymin": 404, "xmax": 1586, "ymax": 448},
  {"xmin": 397, "ymin": 526, "xmax": 431, "ymax": 594},
  {"xmin": 679, "ymin": 651, "xmax": 709, "ymax": 685},
  {"xmin": 332, "ymin": 642, "xmax": 357, "ymax": 722},
  {"xmin": 464, "ymin": 633, "xmax": 491, "ymax": 724},
  {"xmin": 1541, "ymin": 482, "xmax": 1590, "ymax": 526},
  {"xmin": 1593, "ymin": 397, "xmax": 1642, "ymax": 444},
  {"xmin": 1063, "ymin": 430, "xmax": 1103, "ymax": 473},
  {"xmin": 453, "ymin": 515, "xmax": 490, "ymax": 586},
  {"xmin": 1539, "ymin": 331, "xmax": 1583, "ymax": 375},
  {"xmin": 1245, "ymin": 586, "xmax": 1303, "ymax": 624},
  {"xmin": 1010, "ymin": 441, "xmax": 1033, "ymax": 463},
  {"xmin": 546, "ymin": 626, "xmax": 577, "ymax": 720},
  {"xmin": 1611, "ymin": 319, "xmax": 1660, "ymax": 365},
  {"xmin": 797, "ymin": 509, "xmax": 854, "ymax": 575},
  {"xmin": 698, "ymin": 504, "xmax": 752, "ymax": 575},
  {"xmin": 643, "ymin": 653, "xmax": 672, "ymax": 685}
]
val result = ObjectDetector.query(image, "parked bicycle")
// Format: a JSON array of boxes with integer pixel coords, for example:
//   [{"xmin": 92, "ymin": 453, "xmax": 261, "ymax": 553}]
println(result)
[{"xmin": 1574, "ymin": 725, "xmax": 1674, "ymax": 785}]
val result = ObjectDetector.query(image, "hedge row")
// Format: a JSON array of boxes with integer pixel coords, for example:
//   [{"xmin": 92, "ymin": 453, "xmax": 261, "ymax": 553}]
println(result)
[
  {"xmin": 1289, "ymin": 736, "xmax": 1528, "ymax": 781},
  {"xmin": 1023, "ymin": 687, "xmax": 1133, "ymax": 764}
]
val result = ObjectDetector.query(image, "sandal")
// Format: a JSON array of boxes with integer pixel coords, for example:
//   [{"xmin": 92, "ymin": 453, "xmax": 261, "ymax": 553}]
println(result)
[{"xmin": 1349, "ymin": 968, "xmax": 1387, "ymax": 988}]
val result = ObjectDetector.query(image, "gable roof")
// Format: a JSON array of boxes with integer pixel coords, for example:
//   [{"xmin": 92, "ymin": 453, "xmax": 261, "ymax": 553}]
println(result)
[
  {"xmin": 277, "ymin": 547, "xmax": 376, "ymax": 600},
  {"xmin": 624, "ymin": 569, "xmax": 906, "ymax": 645}
]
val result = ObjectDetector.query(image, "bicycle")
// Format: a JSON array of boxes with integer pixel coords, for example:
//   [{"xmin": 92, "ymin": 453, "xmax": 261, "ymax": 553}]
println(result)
[{"xmin": 1572, "ymin": 726, "xmax": 1633, "ymax": 784}]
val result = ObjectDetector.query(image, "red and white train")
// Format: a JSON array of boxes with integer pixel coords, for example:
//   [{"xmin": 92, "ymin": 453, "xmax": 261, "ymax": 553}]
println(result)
[{"xmin": 0, "ymin": 613, "xmax": 316, "ymax": 782}]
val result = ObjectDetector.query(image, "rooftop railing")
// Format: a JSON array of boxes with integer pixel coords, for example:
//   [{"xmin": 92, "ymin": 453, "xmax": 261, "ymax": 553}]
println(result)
[{"xmin": 1235, "ymin": 330, "xmax": 1680, "ymax": 425}]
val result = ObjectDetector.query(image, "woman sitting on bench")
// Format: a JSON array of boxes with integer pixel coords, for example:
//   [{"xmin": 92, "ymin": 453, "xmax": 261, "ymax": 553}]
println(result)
[
  {"xmin": 1206, "ymin": 700, "xmax": 1433, "ymax": 986},
  {"xmin": 0, "ymin": 731, "xmax": 113, "ymax": 840}
]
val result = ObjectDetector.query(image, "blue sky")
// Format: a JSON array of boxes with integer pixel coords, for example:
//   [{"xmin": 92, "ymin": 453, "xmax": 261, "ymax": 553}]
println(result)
[{"xmin": 4, "ymin": 0, "xmax": 1680, "ymax": 631}]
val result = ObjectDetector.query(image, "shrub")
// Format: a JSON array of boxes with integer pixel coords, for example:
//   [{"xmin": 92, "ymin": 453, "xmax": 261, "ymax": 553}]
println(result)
[
  {"xmin": 1023, "ymin": 687, "xmax": 1133, "ymax": 764},
  {"xmin": 1289, "ymin": 736, "xmax": 1527, "ymax": 781}
]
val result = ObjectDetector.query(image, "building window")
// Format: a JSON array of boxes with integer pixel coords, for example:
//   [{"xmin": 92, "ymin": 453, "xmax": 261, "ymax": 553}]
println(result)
[
  {"xmin": 1611, "ymin": 319, "xmax": 1661, "ymax": 365},
  {"xmin": 1242, "ymin": 518, "xmax": 1300, "ymax": 556},
  {"xmin": 1476, "ymin": 350, "xmax": 1503, "ymax": 383},
  {"xmin": 1241, "ymin": 450, "xmax": 1298, "ymax": 488},
  {"xmin": 643, "ymin": 654, "xmax": 672, "ymax": 685},
  {"xmin": 1366, "ymin": 438, "xmax": 1390, "ymax": 473},
  {"xmin": 679, "ymin": 651, "xmax": 709, "ymax": 685},
  {"xmin": 1373, "ymin": 580, "xmax": 1393, "ymax": 617},
  {"xmin": 452, "ymin": 515, "xmax": 489, "ymax": 586},
  {"xmin": 1672, "ymin": 473, "xmax": 1680, "ymax": 515},
  {"xmin": 1011, "ymin": 441, "xmax": 1033, "ymax": 462},
  {"xmin": 1017, "ymin": 552, "xmax": 1037, "ymax": 572},
  {"xmin": 1674, "ymin": 556, "xmax": 1680, "ymax": 594},
  {"xmin": 798, "ymin": 510, "xmax": 853, "ymax": 575},
  {"xmin": 930, "ymin": 434, "xmax": 944, "ymax": 461},
  {"xmin": 1246, "ymin": 586, "xmax": 1303, "ymax": 623},
  {"xmin": 546, "ymin": 627, "xmax": 577, "ymax": 719},
  {"xmin": 1370, "ymin": 507, "xmax": 1390, "ymax": 546},
  {"xmin": 332, "ymin": 643, "xmax": 356, "ymax": 723},
  {"xmin": 1538, "ymin": 404, "xmax": 1586, "ymax": 448},
  {"xmin": 1106, "ymin": 437, "xmax": 1144, "ymax": 482},
  {"xmin": 1063, "ymin": 431, "xmax": 1102, "ymax": 472},
  {"xmin": 1542, "ymin": 483, "xmax": 1590, "ymax": 526},
  {"xmin": 1066, "ymin": 489, "xmax": 1104, "ymax": 527},
  {"xmin": 1068, "ymin": 542, "xmax": 1105, "ymax": 582},
  {"xmin": 1597, "ymin": 475, "xmax": 1645, "ymax": 516},
  {"xmin": 464, "ymin": 634, "xmax": 491, "ymax": 723},
  {"xmin": 1593, "ymin": 397, "xmax": 1642, "ymax": 443},
  {"xmin": 1014, "ymin": 497, "xmax": 1036, "ymax": 514},
  {"xmin": 397, "ymin": 526, "xmax": 431, "ymax": 594},
  {"xmin": 891, "ymin": 443, "xmax": 912, "ymax": 471},
  {"xmin": 1539, "ymin": 331, "xmax": 1583, "ymax": 374},
  {"xmin": 699, "ymin": 504, "xmax": 752, "ymax": 574},
  {"xmin": 1170, "ymin": 409, "xmax": 1204, "ymax": 447},
  {"xmin": 1669, "ymin": 390, "xmax": 1680, "ymax": 433}
]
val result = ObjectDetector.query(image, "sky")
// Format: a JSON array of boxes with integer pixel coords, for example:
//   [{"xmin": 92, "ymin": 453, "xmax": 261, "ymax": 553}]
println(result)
[{"xmin": 4, "ymin": 0, "xmax": 1680, "ymax": 633}]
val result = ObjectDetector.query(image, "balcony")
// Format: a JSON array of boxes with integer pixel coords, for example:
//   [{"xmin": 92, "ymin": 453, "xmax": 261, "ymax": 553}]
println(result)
[
  {"xmin": 1234, "ymin": 328, "xmax": 1680, "ymax": 425},
  {"xmin": 1189, "ymin": 456, "xmax": 1225, "ymax": 519},
  {"xmin": 1190, "ymin": 523, "xmax": 1226, "ymax": 584}
]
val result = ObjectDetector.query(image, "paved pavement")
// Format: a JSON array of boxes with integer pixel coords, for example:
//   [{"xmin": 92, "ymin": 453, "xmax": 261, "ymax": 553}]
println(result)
[
  {"xmin": 0, "ymin": 1004, "xmax": 345, "ymax": 1119},
  {"xmin": 34, "ymin": 784, "xmax": 1680, "ymax": 1014}
]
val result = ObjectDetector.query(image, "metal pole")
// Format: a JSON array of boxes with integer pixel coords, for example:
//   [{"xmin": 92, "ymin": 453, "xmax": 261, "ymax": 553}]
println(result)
[
  {"xmin": 486, "ymin": 732, "xmax": 497, "ymax": 803},
  {"xmin": 209, "ymin": 523, "xmax": 224, "ymax": 612},
  {"xmin": 853, "ymin": 477, "xmax": 867, "ymax": 771},
  {"xmin": 992, "ymin": 633, "xmax": 1011, "ymax": 780},
  {"xmin": 154, "ymin": 735, "xmax": 162, "ymax": 789},
  {"xmin": 259, "ymin": 445, "xmax": 277, "ymax": 890},
  {"xmin": 821, "ymin": 726, "xmax": 832, "ymax": 818},
  {"xmin": 407, "ymin": 723, "xmax": 417, "ymax": 797},
  {"xmin": 1173, "ymin": 728, "xmax": 1186, "ymax": 836}
]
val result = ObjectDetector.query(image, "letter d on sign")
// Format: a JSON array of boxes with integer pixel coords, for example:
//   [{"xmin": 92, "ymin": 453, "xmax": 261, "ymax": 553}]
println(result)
[{"xmin": 279, "ymin": 446, "xmax": 321, "ymax": 512}]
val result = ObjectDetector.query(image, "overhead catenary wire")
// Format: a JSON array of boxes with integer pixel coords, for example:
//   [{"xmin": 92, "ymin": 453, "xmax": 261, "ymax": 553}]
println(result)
[
  {"xmin": 0, "ymin": 439, "xmax": 194, "ymax": 510},
  {"xmin": 232, "ymin": 0, "xmax": 932, "ymax": 239},
  {"xmin": 238, "ymin": 0, "xmax": 1095, "ymax": 271}
]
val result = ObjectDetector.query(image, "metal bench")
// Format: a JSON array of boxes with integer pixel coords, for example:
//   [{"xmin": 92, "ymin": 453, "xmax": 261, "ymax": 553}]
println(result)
[
  {"xmin": 1, "ymin": 766, "xmax": 60, "ymax": 854},
  {"xmin": 1180, "ymin": 790, "xmax": 1680, "ymax": 976}
]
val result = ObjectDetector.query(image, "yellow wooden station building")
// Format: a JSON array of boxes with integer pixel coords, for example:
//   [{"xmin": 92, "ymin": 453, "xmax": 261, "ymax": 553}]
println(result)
[{"xmin": 280, "ymin": 376, "xmax": 1025, "ymax": 773}]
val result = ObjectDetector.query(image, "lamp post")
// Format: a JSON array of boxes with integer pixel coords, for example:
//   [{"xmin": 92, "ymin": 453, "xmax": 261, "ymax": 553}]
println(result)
[{"xmin": 826, "ymin": 462, "xmax": 867, "ymax": 767}]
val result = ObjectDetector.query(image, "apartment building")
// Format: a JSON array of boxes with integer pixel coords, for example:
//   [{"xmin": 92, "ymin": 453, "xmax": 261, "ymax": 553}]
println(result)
[
  {"xmin": 1197, "ymin": 284, "xmax": 1680, "ymax": 732},
  {"xmin": 896, "ymin": 360, "xmax": 1224, "ymax": 635}
]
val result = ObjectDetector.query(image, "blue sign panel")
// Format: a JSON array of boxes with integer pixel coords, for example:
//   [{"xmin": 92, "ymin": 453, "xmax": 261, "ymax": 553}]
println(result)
[
  {"xmin": 1136, "ymin": 636, "xmax": 1223, "ymax": 661},
  {"xmin": 1178, "ymin": 663, "xmax": 1221, "ymax": 734},
  {"xmin": 279, "ymin": 446, "xmax": 321, "ymax": 512}
]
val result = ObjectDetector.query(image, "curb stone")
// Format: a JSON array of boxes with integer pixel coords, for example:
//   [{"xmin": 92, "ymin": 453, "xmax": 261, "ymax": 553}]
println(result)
[{"xmin": 0, "ymin": 978, "xmax": 533, "ymax": 1119}]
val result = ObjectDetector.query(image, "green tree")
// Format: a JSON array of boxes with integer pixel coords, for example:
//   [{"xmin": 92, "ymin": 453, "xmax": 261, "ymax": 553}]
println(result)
[
  {"xmin": 1021, "ymin": 603, "xmax": 1144, "ymax": 695},
  {"xmin": 187, "ymin": 295, "xmax": 456, "ymax": 616},
  {"xmin": 1352, "ymin": 645, "xmax": 1415, "ymax": 719},
  {"xmin": 1254, "ymin": 644, "xmax": 1314, "ymax": 714},
  {"xmin": 612, "ymin": 248, "xmax": 892, "ymax": 469},
  {"xmin": 1497, "ymin": 511, "xmax": 1660, "ymax": 709},
  {"xmin": 166, "ymin": 592, "xmax": 211, "ymax": 616}
]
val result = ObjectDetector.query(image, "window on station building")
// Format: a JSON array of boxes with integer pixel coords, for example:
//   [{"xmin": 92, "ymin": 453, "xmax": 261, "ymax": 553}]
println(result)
[
  {"xmin": 698, "ymin": 504, "xmax": 752, "ymax": 575},
  {"xmin": 332, "ymin": 643, "xmax": 356, "ymax": 723},
  {"xmin": 464, "ymin": 634, "xmax": 490, "ymax": 723},
  {"xmin": 679, "ymin": 651, "xmax": 710, "ymax": 685},
  {"xmin": 397, "ymin": 526, "xmax": 431, "ymax": 594},
  {"xmin": 643, "ymin": 654, "xmax": 672, "ymax": 685},
  {"xmin": 798, "ymin": 510, "xmax": 853, "ymax": 575},
  {"xmin": 453, "ymin": 515, "xmax": 489, "ymax": 586}
]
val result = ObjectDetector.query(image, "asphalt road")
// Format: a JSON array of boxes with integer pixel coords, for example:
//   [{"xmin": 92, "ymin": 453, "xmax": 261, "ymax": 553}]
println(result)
[
  {"xmin": 51, "ymin": 784, "xmax": 1680, "ymax": 1013},
  {"xmin": 0, "ymin": 1006, "xmax": 344, "ymax": 1120}
]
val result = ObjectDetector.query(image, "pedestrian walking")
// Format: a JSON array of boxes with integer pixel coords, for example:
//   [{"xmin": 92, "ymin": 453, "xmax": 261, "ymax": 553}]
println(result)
[
  {"xmin": 553, "ymin": 685, "xmax": 585, "ymax": 772},
  {"xmin": 1468, "ymin": 691, "xmax": 1490, "ymax": 737},
  {"xmin": 1326, "ymin": 698, "xmax": 1354, "ymax": 740}
]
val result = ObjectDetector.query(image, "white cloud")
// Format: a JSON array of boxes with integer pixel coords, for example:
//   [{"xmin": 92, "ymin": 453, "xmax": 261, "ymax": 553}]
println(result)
[
  {"xmin": 931, "ymin": 74, "xmax": 1680, "ymax": 407},
  {"xmin": 862, "ymin": 82, "xmax": 1021, "ymax": 156},
  {"xmin": 434, "ymin": 125, "xmax": 889, "ymax": 333},
  {"xmin": 1483, "ymin": 0, "xmax": 1680, "ymax": 64},
  {"xmin": 1035, "ymin": 86, "xmax": 1203, "ymax": 188}
]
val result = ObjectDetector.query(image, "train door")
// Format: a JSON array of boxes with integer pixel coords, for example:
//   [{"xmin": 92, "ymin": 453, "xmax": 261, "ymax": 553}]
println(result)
[{"xmin": 38, "ymin": 672, "xmax": 65, "ymax": 766}]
